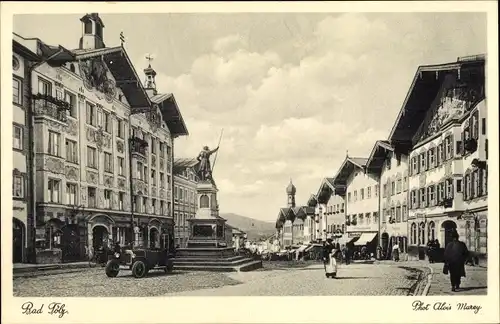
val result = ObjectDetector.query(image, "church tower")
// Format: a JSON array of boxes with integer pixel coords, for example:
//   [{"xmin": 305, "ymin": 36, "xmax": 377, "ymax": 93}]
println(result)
[
  {"xmin": 79, "ymin": 13, "xmax": 106, "ymax": 50},
  {"xmin": 286, "ymin": 179, "xmax": 296, "ymax": 208},
  {"xmin": 143, "ymin": 57, "xmax": 157, "ymax": 97}
]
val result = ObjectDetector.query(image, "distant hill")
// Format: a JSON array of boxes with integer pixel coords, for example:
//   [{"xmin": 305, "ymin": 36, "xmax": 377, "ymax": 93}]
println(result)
[{"xmin": 220, "ymin": 213, "xmax": 275, "ymax": 241}]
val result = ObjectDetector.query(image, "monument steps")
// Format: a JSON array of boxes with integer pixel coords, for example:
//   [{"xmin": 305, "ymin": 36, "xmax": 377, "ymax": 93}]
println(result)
[
  {"xmin": 176, "ymin": 248, "xmax": 236, "ymax": 258},
  {"xmin": 173, "ymin": 260, "xmax": 262, "ymax": 272},
  {"xmin": 173, "ymin": 257, "xmax": 254, "ymax": 267},
  {"xmin": 173, "ymin": 255, "xmax": 244, "ymax": 262}
]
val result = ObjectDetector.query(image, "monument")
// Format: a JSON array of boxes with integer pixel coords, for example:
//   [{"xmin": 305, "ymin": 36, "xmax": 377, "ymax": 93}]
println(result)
[{"xmin": 173, "ymin": 135, "xmax": 262, "ymax": 272}]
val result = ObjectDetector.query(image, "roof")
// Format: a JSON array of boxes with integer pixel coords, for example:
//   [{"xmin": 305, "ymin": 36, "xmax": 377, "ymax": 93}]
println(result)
[
  {"xmin": 366, "ymin": 140, "xmax": 394, "ymax": 172},
  {"xmin": 150, "ymin": 93, "xmax": 189, "ymax": 137},
  {"xmin": 13, "ymin": 33, "xmax": 72, "ymax": 62},
  {"xmin": 316, "ymin": 177, "xmax": 336, "ymax": 204},
  {"xmin": 292, "ymin": 206, "xmax": 306, "ymax": 220},
  {"xmin": 73, "ymin": 46, "xmax": 151, "ymax": 111},
  {"xmin": 80, "ymin": 13, "xmax": 105, "ymax": 27},
  {"xmin": 332, "ymin": 156, "xmax": 368, "ymax": 186},
  {"xmin": 388, "ymin": 55, "xmax": 486, "ymax": 146}
]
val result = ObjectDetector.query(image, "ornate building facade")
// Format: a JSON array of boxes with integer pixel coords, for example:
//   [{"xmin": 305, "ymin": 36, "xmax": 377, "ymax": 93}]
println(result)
[
  {"xmin": 315, "ymin": 177, "xmax": 346, "ymax": 242},
  {"xmin": 21, "ymin": 13, "xmax": 188, "ymax": 263},
  {"xmin": 389, "ymin": 55, "xmax": 487, "ymax": 265},
  {"xmin": 173, "ymin": 158, "xmax": 199, "ymax": 248},
  {"xmin": 367, "ymin": 140, "xmax": 410, "ymax": 260},
  {"xmin": 12, "ymin": 36, "xmax": 40, "ymax": 263},
  {"xmin": 333, "ymin": 156, "xmax": 380, "ymax": 253}
]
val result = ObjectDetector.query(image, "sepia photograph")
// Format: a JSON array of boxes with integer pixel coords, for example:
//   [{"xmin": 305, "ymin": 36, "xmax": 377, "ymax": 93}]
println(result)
[{"xmin": 2, "ymin": 2, "xmax": 499, "ymax": 324}]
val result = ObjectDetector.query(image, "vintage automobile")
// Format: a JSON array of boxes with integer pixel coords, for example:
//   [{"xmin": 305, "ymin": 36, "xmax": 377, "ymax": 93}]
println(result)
[{"xmin": 105, "ymin": 242, "xmax": 174, "ymax": 278}]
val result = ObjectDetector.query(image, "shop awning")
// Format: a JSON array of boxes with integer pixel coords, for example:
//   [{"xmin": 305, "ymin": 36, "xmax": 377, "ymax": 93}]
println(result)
[
  {"xmin": 305, "ymin": 244, "xmax": 323, "ymax": 252},
  {"xmin": 354, "ymin": 232, "xmax": 377, "ymax": 246}
]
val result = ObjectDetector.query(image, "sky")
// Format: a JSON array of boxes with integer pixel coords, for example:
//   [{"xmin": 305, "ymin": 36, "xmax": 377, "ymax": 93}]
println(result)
[{"xmin": 13, "ymin": 13, "xmax": 486, "ymax": 222}]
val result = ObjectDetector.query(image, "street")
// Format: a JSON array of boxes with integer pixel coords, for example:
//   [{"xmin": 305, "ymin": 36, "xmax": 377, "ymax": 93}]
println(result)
[{"xmin": 13, "ymin": 262, "xmax": 425, "ymax": 297}]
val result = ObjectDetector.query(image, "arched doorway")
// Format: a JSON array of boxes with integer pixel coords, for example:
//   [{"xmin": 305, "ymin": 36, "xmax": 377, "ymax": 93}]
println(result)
[
  {"xmin": 13, "ymin": 218, "xmax": 25, "ymax": 263},
  {"xmin": 149, "ymin": 227, "xmax": 159, "ymax": 249},
  {"xmin": 92, "ymin": 225, "xmax": 109, "ymax": 250},
  {"xmin": 61, "ymin": 224, "xmax": 81, "ymax": 262},
  {"xmin": 441, "ymin": 220, "xmax": 457, "ymax": 247}
]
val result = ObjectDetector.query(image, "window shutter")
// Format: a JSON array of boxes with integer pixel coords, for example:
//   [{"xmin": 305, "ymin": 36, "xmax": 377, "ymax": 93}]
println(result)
[
  {"xmin": 417, "ymin": 155, "xmax": 421, "ymax": 174},
  {"xmin": 463, "ymin": 175, "xmax": 468, "ymax": 201},
  {"xmin": 461, "ymin": 131, "xmax": 466, "ymax": 156},
  {"xmin": 449, "ymin": 135, "xmax": 454, "ymax": 159},
  {"xmin": 477, "ymin": 170, "xmax": 483, "ymax": 197},
  {"xmin": 415, "ymin": 190, "xmax": 420, "ymax": 209},
  {"xmin": 473, "ymin": 111, "xmax": 479, "ymax": 140},
  {"xmin": 410, "ymin": 158, "xmax": 414, "ymax": 176},
  {"xmin": 437, "ymin": 144, "xmax": 442, "ymax": 166},
  {"xmin": 450, "ymin": 179, "xmax": 454, "ymax": 199}
]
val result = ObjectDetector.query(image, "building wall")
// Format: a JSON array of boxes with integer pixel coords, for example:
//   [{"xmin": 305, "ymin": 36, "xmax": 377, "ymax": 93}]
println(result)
[
  {"xmin": 292, "ymin": 218, "xmax": 304, "ymax": 245},
  {"xmin": 345, "ymin": 168, "xmax": 379, "ymax": 234},
  {"xmin": 407, "ymin": 98, "xmax": 487, "ymax": 262},
  {"xmin": 12, "ymin": 52, "xmax": 31, "ymax": 262},
  {"xmin": 173, "ymin": 168, "xmax": 197, "ymax": 247},
  {"xmin": 31, "ymin": 59, "xmax": 174, "ymax": 261},
  {"xmin": 282, "ymin": 219, "xmax": 293, "ymax": 246},
  {"xmin": 325, "ymin": 194, "xmax": 346, "ymax": 235},
  {"xmin": 379, "ymin": 152, "xmax": 410, "ymax": 257}
]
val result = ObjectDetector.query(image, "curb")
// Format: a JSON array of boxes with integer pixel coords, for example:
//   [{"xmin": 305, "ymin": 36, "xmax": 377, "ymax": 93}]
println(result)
[{"xmin": 422, "ymin": 265, "xmax": 434, "ymax": 296}]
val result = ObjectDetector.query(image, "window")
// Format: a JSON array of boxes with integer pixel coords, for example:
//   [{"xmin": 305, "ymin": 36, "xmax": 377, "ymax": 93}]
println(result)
[
  {"xmin": 360, "ymin": 188, "xmax": 364, "ymax": 200},
  {"xmin": 65, "ymin": 91, "xmax": 77, "ymax": 118},
  {"xmin": 391, "ymin": 181, "xmax": 396, "ymax": 196},
  {"xmin": 38, "ymin": 77, "xmax": 52, "ymax": 96},
  {"xmin": 348, "ymin": 192, "xmax": 352, "ymax": 202},
  {"xmin": 174, "ymin": 186, "xmax": 178, "ymax": 200},
  {"xmin": 167, "ymin": 175, "xmax": 171, "ymax": 186},
  {"xmin": 471, "ymin": 170, "xmax": 479, "ymax": 198},
  {"xmin": 137, "ymin": 162, "xmax": 143, "ymax": 180},
  {"xmin": 104, "ymin": 153, "xmax": 112, "ymax": 173},
  {"xmin": 13, "ymin": 77, "xmax": 22, "ymax": 104},
  {"xmin": 418, "ymin": 222, "xmax": 425, "ymax": 245},
  {"xmin": 104, "ymin": 190, "xmax": 112, "ymax": 209},
  {"xmin": 48, "ymin": 179, "xmax": 61, "ymax": 203},
  {"xmin": 132, "ymin": 195, "xmax": 138, "ymax": 212},
  {"xmin": 396, "ymin": 154, "xmax": 401, "ymax": 166},
  {"xmin": 353, "ymin": 191, "xmax": 357, "ymax": 202},
  {"xmin": 88, "ymin": 187, "xmax": 97, "ymax": 208},
  {"xmin": 456, "ymin": 140, "xmax": 463, "ymax": 155},
  {"xmin": 396, "ymin": 179, "xmax": 402, "ymax": 194},
  {"xmin": 66, "ymin": 183, "xmax": 77, "ymax": 205},
  {"xmin": 48, "ymin": 131, "xmax": 60, "ymax": 156},
  {"xmin": 419, "ymin": 188, "xmax": 426, "ymax": 208},
  {"xmin": 341, "ymin": 203, "xmax": 344, "ymax": 211},
  {"xmin": 445, "ymin": 136, "xmax": 452, "ymax": 159},
  {"xmin": 117, "ymin": 119, "xmax": 125, "ymax": 139},
  {"xmin": 411, "ymin": 190, "xmax": 417, "ymax": 209},
  {"xmin": 396, "ymin": 207, "xmax": 401, "ymax": 222},
  {"xmin": 84, "ymin": 20, "xmax": 92, "ymax": 33},
  {"xmin": 390, "ymin": 208, "xmax": 395, "ymax": 221},
  {"xmin": 428, "ymin": 222, "xmax": 435, "ymax": 241},
  {"xmin": 456, "ymin": 179, "xmax": 463, "ymax": 193},
  {"xmin": 103, "ymin": 111, "xmax": 111, "ymax": 133},
  {"xmin": 87, "ymin": 146, "xmax": 97, "ymax": 168},
  {"xmin": 386, "ymin": 158, "xmax": 391, "ymax": 170},
  {"xmin": 151, "ymin": 169, "xmax": 156, "ymax": 185},
  {"xmin": 13, "ymin": 125, "xmax": 23, "ymax": 150},
  {"xmin": 144, "ymin": 166, "xmax": 148, "ymax": 183},
  {"xmin": 482, "ymin": 118, "xmax": 486, "ymax": 135},
  {"xmin": 410, "ymin": 223, "xmax": 417, "ymax": 244},
  {"xmin": 374, "ymin": 185, "xmax": 379, "ymax": 197},
  {"xmin": 427, "ymin": 185, "xmax": 435, "ymax": 206},
  {"xmin": 367, "ymin": 186, "xmax": 371, "ymax": 199},
  {"xmin": 419, "ymin": 153, "xmax": 426, "ymax": 171},
  {"xmin": 411, "ymin": 157, "xmax": 418, "ymax": 175},
  {"xmin": 160, "ymin": 200, "xmax": 165, "ymax": 215},
  {"xmin": 428, "ymin": 148, "xmax": 435, "ymax": 168},
  {"xmin": 13, "ymin": 174, "xmax": 24, "ymax": 198},
  {"xmin": 118, "ymin": 157, "xmax": 124, "ymax": 175},
  {"xmin": 382, "ymin": 184, "xmax": 387, "ymax": 198},
  {"xmin": 152, "ymin": 198, "xmax": 156, "ymax": 214},
  {"xmin": 86, "ymin": 102, "xmax": 96, "ymax": 126},
  {"xmin": 160, "ymin": 172, "xmax": 165, "ymax": 188},
  {"xmin": 118, "ymin": 192, "xmax": 125, "ymax": 210},
  {"xmin": 402, "ymin": 205, "xmax": 407, "ymax": 222},
  {"xmin": 151, "ymin": 137, "xmax": 156, "ymax": 155},
  {"xmin": 66, "ymin": 139, "xmax": 78, "ymax": 163},
  {"xmin": 403, "ymin": 176, "xmax": 408, "ymax": 191},
  {"xmin": 437, "ymin": 182, "xmax": 445, "ymax": 203}
]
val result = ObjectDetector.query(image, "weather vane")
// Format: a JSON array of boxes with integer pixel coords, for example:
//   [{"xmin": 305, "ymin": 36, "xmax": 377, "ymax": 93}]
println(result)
[
  {"xmin": 145, "ymin": 54, "xmax": 154, "ymax": 67},
  {"xmin": 120, "ymin": 31, "xmax": 125, "ymax": 47}
]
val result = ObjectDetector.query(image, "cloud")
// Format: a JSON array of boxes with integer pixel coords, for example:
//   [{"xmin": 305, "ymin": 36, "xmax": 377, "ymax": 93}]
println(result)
[{"xmin": 149, "ymin": 13, "xmax": 486, "ymax": 221}]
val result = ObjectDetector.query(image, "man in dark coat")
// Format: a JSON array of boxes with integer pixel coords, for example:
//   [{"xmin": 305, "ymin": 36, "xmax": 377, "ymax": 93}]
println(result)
[{"xmin": 444, "ymin": 230, "xmax": 469, "ymax": 292}]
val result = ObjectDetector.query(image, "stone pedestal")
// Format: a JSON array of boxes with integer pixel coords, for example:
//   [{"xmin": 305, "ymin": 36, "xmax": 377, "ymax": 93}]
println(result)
[{"xmin": 174, "ymin": 180, "xmax": 262, "ymax": 272}]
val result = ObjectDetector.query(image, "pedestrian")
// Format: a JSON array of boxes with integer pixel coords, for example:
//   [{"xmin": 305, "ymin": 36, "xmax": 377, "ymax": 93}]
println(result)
[
  {"xmin": 343, "ymin": 244, "xmax": 351, "ymax": 265},
  {"xmin": 392, "ymin": 242, "xmax": 400, "ymax": 262},
  {"xmin": 443, "ymin": 230, "xmax": 469, "ymax": 292}
]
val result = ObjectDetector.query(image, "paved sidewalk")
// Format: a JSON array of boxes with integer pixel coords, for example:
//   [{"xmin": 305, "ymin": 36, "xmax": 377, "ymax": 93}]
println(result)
[
  {"xmin": 13, "ymin": 261, "xmax": 94, "ymax": 274},
  {"xmin": 426, "ymin": 263, "xmax": 487, "ymax": 296}
]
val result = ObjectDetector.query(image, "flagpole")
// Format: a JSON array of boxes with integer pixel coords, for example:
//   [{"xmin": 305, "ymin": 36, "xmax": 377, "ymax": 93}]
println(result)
[{"xmin": 212, "ymin": 128, "xmax": 224, "ymax": 172}]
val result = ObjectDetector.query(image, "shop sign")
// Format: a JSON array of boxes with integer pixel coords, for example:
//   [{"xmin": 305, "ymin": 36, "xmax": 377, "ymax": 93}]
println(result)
[{"xmin": 348, "ymin": 232, "xmax": 361, "ymax": 238}]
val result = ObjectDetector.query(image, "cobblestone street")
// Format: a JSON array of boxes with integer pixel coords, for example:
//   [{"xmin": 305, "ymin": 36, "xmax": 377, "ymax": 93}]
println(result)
[{"xmin": 13, "ymin": 262, "xmax": 425, "ymax": 297}]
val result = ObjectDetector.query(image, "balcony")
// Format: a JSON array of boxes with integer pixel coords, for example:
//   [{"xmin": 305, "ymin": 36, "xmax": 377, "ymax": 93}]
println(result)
[
  {"xmin": 33, "ymin": 93, "xmax": 70, "ymax": 123},
  {"xmin": 129, "ymin": 137, "xmax": 148, "ymax": 156}
]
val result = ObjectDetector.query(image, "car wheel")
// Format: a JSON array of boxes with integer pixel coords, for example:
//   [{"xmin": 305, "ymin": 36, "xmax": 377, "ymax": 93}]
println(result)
[
  {"xmin": 131, "ymin": 260, "xmax": 147, "ymax": 278},
  {"xmin": 105, "ymin": 260, "xmax": 120, "ymax": 278}
]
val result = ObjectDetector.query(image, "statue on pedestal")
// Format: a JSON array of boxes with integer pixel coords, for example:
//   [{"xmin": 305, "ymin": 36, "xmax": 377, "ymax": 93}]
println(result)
[{"xmin": 196, "ymin": 145, "xmax": 219, "ymax": 182}]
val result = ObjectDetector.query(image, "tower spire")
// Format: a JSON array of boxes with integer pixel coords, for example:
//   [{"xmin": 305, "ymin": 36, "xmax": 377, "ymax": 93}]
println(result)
[{"xmin": 143, "ymin": 54, "xmax": 157, "ymax": 96}]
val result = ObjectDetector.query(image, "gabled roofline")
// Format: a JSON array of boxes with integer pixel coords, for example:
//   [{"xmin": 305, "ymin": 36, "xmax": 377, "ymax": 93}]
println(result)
[
  {"xmin": 332, "ymin": 156, "xmax": 367, "ymax": 186},
  {"xmin": 366, "ymin": 140, "xmax": 394, "ymax": 170}
]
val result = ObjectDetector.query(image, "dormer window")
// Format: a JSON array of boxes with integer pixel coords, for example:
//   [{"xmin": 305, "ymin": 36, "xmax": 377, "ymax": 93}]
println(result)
[{"xmin": 84, "ymin": 21, "xmax": 92, "ymax": 34}]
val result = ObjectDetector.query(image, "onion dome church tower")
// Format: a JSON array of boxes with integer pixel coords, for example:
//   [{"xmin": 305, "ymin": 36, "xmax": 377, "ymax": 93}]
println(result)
[{"xmin": 286, "ymin": 179, "xmax": 296, "ymax": 208}]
